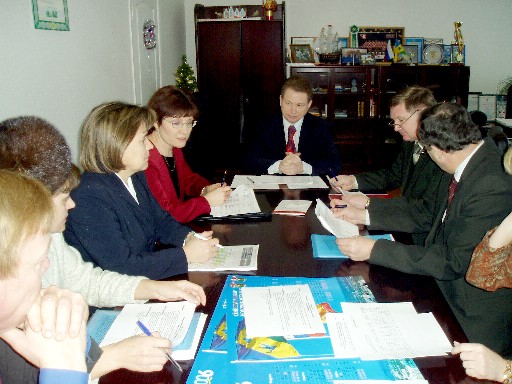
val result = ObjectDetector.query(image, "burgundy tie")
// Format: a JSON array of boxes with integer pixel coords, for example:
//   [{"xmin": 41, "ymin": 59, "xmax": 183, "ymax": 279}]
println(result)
[
  {"xmin": 447, "ymin": 177, "xmax": 458, "ymax": 208},
  {"xmin": 285, "ymin": 125, "xmax": 296, "ymax": 153}
]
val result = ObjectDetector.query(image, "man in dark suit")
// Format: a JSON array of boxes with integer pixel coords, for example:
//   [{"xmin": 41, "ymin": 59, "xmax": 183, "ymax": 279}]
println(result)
[
  {"xmin": 336, "ymin": 103, "xmax": 512, "ymax": 358},
  {"xmin": 244, "ymin": 75, "xmax": 341, "ymax": 176},
  {"xmin": 330, "ymin": 86, "xmax": 444, "ymax": 245}
]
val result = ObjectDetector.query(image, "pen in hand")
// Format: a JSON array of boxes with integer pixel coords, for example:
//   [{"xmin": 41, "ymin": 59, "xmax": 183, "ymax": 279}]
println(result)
[
  {"xmin": 194, "ymin": 232, "xmax": 224, "ymax": 248},
  {"xmin": 334, "ymin": 204, "xmax": 347, "ymax": 208},
  {"xmin": 136, "ymin": 320, "xmax": 183, "ymax": 373},
  {"xmin": 221, "ymin": 170, "xmax": 227, "ymax": 186}
]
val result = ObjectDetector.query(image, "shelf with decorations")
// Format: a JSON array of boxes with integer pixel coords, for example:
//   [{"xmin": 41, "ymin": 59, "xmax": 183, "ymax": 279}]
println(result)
[{"xmin": 288, "ymin": 64, "xmax": 470, "ymax": 172}]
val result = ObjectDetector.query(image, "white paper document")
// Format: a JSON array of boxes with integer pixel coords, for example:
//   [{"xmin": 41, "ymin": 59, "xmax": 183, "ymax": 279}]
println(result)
[
  {"xmin": 188, "ymin": 244, "xmax": 259, "ymax": 271},
  {"xmin": 326, "ymin": 302, "xmax": 452, "ymax": 360},
  {"xmin": 210, "ymin": 184, "xmax": 260, "ymax": 217},
  {"xmin": 315, "ymin": 199, "xmax": 359, "ymax": 238},
  {"xmin": 100, "ymin": 302, "xmax": 196, "ymax": 349},
  {"xmin": 231, "ymin": 175, "xmax": 328, "ymax": 189},
  {"xmin": 273, "ymin": 199, "xmax": 312, "ymax": 216},
  {"xmin": 241, "ymin": 284, "xmax": 325, "ymax": 338}
]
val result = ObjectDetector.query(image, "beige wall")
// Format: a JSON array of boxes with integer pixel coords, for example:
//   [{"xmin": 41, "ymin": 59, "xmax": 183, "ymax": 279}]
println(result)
[
  {"xmin": 0, "ymin": 0, "xmax": 186, "ymax": 160},
  {"xmin": 1, "ymin": 0, "xmax": 510, "ymax": 160}
]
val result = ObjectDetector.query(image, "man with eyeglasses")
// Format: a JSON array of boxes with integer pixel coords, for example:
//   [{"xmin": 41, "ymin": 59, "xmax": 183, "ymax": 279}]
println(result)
[
  {"xmin": 244, "ymin": 75, "xmax": 341, "ymax": 176},
  {"xmin": 330, "ymin": 85, "xmax": 445, "ymax": 245}
]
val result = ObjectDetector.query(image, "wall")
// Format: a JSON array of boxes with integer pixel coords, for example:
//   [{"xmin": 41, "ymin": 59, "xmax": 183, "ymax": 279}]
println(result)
[
  {"xmin": 185, "ymin": 0, "xmax": 512, "ymax": 94},
  {"xmin": 0, "ymin": 0, "xmax": 186, "ymax": 160}
]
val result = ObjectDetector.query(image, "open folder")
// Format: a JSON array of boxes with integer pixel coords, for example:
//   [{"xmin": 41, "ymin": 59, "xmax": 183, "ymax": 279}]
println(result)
[{"xmin": 195, "ymin": 185, "xmax": 272, "ymax": 222}]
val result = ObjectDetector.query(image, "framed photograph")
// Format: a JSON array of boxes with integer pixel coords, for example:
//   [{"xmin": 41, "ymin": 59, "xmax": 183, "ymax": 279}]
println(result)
[
  {"xmin": 404, "ymin": 37, "xmax": 423, "ymax": 63},
  {"xmin": 356, "ymin": 26, "xmax": 405, "ymax": 53},
  {"xmin": 291, "ymin": 36, "xmax": 316, "ymax": 46},
  {"xmin": 290, "ymin": 44, "xmax": 315, "ymax": 63},
  {"xmin": 451, "ymin": 44, "xmax": 465, "ymax": 65},
  {"xmin": 336, "ymin": 37, "xmax": 349, "ymax": 51},
  {"xmin": 32, "ymin": 0, "xmax": 69, "ymax": 31},
  {"xmin": 402, "ymin": 45, "xmax": 419, "ymax": 64},
  {"xmin": 341, "ymin": 48, "xmax": 368, "ymax": 65}
]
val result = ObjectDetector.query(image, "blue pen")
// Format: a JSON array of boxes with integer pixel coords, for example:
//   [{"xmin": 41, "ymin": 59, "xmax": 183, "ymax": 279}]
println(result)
[
  {"xmin": 221, "ymin": 170, "xmax": 227, "ymax": 186},
  {"xmin": 136, "ymin": 320, "xmax": 183, "ymax": 372}
]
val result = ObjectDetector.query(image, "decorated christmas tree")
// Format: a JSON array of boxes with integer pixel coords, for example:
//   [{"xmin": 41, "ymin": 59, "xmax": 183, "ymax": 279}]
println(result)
[{"xmin": 175, "ymin": 55, "xmax": 197, "ymax": 93}]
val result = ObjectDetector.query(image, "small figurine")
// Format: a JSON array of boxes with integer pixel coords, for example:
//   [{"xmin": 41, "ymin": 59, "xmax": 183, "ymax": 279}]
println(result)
[
  {"xmin": 350, "ymin": 78, "xmax": 358, "ymax": 93},
  {"xmin": 263, "ymin": 0, "xmax": 277, "ymax": 20}
]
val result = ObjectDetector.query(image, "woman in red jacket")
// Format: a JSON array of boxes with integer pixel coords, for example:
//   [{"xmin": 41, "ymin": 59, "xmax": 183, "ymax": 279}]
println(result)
[{"xmin": 146, "ymin": 86, "xmax": 231, "ymax": 223}]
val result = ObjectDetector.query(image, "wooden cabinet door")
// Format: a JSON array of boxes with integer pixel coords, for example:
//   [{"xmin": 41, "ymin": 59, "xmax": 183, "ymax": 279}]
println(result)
[
  {"xmin": 196, "ymin": 21, "xmax": 242, "ymax": 165},
  {"xmin": 240, "ymin": 21, "xmax": 284, "ymax": 144}
]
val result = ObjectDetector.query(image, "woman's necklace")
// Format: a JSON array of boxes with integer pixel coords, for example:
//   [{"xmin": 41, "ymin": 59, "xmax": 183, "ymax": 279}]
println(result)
[{"xmin": 163, "ymin": 155, "xmax": 176, "ymax": 172}]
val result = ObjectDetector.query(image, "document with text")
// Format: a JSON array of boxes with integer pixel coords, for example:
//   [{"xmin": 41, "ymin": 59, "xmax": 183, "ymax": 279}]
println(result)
[
  {"xmin": 315, "ymin": 199, "xmax": 359, "ymax": 238},
  {"xmin": 231, "ymin": 175, "xmax": 328, "ymax": 189},
  {"xmin": 210, "ymin": 184, "xmax": 261, "ymax": 217},
  {"xmin": 241, "ymin": 284, "xmax": 325, "ymax": 338},
  {"xmin": 100, "ymin": 302, "xmax": 196, "ymax": 348},
  {"xmin": 327, "ymin": 302, "xmax": 452, "ymax": 360},
  {"xmin": 188, "ymin": 244, "xmax": 258, "ymax": 271}
]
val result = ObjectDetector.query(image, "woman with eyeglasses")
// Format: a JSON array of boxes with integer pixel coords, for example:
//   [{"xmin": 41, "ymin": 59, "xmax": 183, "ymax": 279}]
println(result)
[
  {"xmin": 145, "ymin": 86, "xmax": 231, "ymax": 223},
  {"xmin": 64, "ymin": 102, "xmax": 218, "ymax": 280}
]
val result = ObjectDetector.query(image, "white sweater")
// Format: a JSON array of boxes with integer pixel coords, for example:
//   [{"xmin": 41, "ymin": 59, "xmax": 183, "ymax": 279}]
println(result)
[{"xmin": 43, "ymin": 233, "xmax": 147, "ymax": 307}]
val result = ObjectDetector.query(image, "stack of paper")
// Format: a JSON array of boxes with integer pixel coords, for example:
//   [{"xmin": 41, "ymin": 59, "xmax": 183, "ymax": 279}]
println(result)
[
  {"xmin": 327, "ymin": 302, "xmax": 452, "ymax": 360},
  {"xmin": 188, "ymin": 245, "xmax": 258, "ymax": 272},
  {"xmin": 90, "ymin": 302, "xmax": 207, "ymax": 361},
  {"xmin": 314, "ymin": 199, "xmax": 359, "ymax": 238},
  {"xmin": 273, "ymin": 199, "xmax": 312, "ymax": 216}
]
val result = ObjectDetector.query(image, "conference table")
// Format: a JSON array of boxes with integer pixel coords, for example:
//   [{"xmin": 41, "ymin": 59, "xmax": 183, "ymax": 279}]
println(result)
[{"xmin": 101, "ymin": 186, "xmax": 484, "ymax": 384}]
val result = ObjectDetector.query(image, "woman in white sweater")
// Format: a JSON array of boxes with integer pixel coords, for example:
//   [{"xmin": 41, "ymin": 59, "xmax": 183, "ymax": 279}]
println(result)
[{"xmin": 0, "ymin": 116, "xmax": 206, "ymax": 383}]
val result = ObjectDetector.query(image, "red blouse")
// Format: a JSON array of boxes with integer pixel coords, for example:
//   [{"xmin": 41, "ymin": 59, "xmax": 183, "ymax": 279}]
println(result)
[{"xmin": 145, "ymin": 146, "xmax": 210, "ymax": 223}]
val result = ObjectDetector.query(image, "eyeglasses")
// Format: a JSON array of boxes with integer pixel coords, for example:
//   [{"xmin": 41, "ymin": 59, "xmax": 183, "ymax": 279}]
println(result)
[
  {"xmin": 388, "ymin": 109, "xmax": 419, "ymax": 128},
  {"xmin": 163, "ymin": 117, "xmax": 197, "ymax": 129}
]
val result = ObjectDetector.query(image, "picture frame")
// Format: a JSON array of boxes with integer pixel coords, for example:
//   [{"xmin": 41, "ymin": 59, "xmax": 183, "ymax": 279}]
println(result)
[
  {"xmin": 402, "ymin": 45, "xmax": 419, "ymax": 64},
  {"xmin": 451, "ymin": 44, "xmax": 466, "ymax": 65},
  {"xmin": 32, "ymin": 0, "xmax": 69, "ymax": 31},
  {"xmin": 336, "ymin": 37, "xmax": 349, "ymax": 51},
  {"xmin": 341, "ymin": 48, "xmax": 368, "ymax": 65},
  {"xmin": 404, "ymin": 37, "xmax": 423, "ymax": 63},
  {"xmin": 356, "ymin": 26, "xmax": 404, "ymax": 53},
  {"xmin": 290, "ymin": 44, "xmax": 315, "ymax": 63},
  {"xmin": 291, "ymin": 36, "xmax": 316, "ymax": 46}
]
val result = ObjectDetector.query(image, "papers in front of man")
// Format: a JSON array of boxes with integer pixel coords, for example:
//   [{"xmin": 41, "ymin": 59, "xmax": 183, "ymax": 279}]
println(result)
[
  {"xmin": 273, "ymin": 199, "xmax": 312, "ymax": 216},
  {"xmin": 210, "ymin": 184, "xmax": 261, "ymax": 217},
  {"xmin": 231, "ymin": 175, "xmax": 328, "ymax": 190},
  {"xmin": 188, "ymin": 244, "xmax": 259, "ymax": 272},
  {"xmin": 315, "ymin": 198, "xmax": 359, "ymax": 238},
  {"xmin": 326, "ymin": 302, "xmax": 452, "ymax": 360}
]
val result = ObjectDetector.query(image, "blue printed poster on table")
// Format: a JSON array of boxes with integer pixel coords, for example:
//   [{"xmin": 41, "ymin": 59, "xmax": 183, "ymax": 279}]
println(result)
[{"xmin": 188, "ymin": 275, "xmax": 425, "ymax": 384}]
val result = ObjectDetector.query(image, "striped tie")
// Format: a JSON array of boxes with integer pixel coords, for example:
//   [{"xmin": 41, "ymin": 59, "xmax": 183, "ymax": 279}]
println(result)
[
  {"xmin": 447, "ymin": 177, "xmax": 458, "ymax": 208},
  {"xmin": 285, "ymin": 125, "xmax": 296, "ymax": 153}
]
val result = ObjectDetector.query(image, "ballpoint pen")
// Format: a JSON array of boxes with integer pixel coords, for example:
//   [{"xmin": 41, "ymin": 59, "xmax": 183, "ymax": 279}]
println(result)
[
  {"xmin": 221, "ymin": 170, "xmax": 227, "ymax": 186},
  {"xmin": 136, "ymin": 320, "xmax": 183, "ymax": 373},
  {"xmin": 194, "ymin": 232, "xmax": 224, "ymax": 248},
  {"xmin": 334, "ymin": 204, "xmax": 347, "ymax": 208}
]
